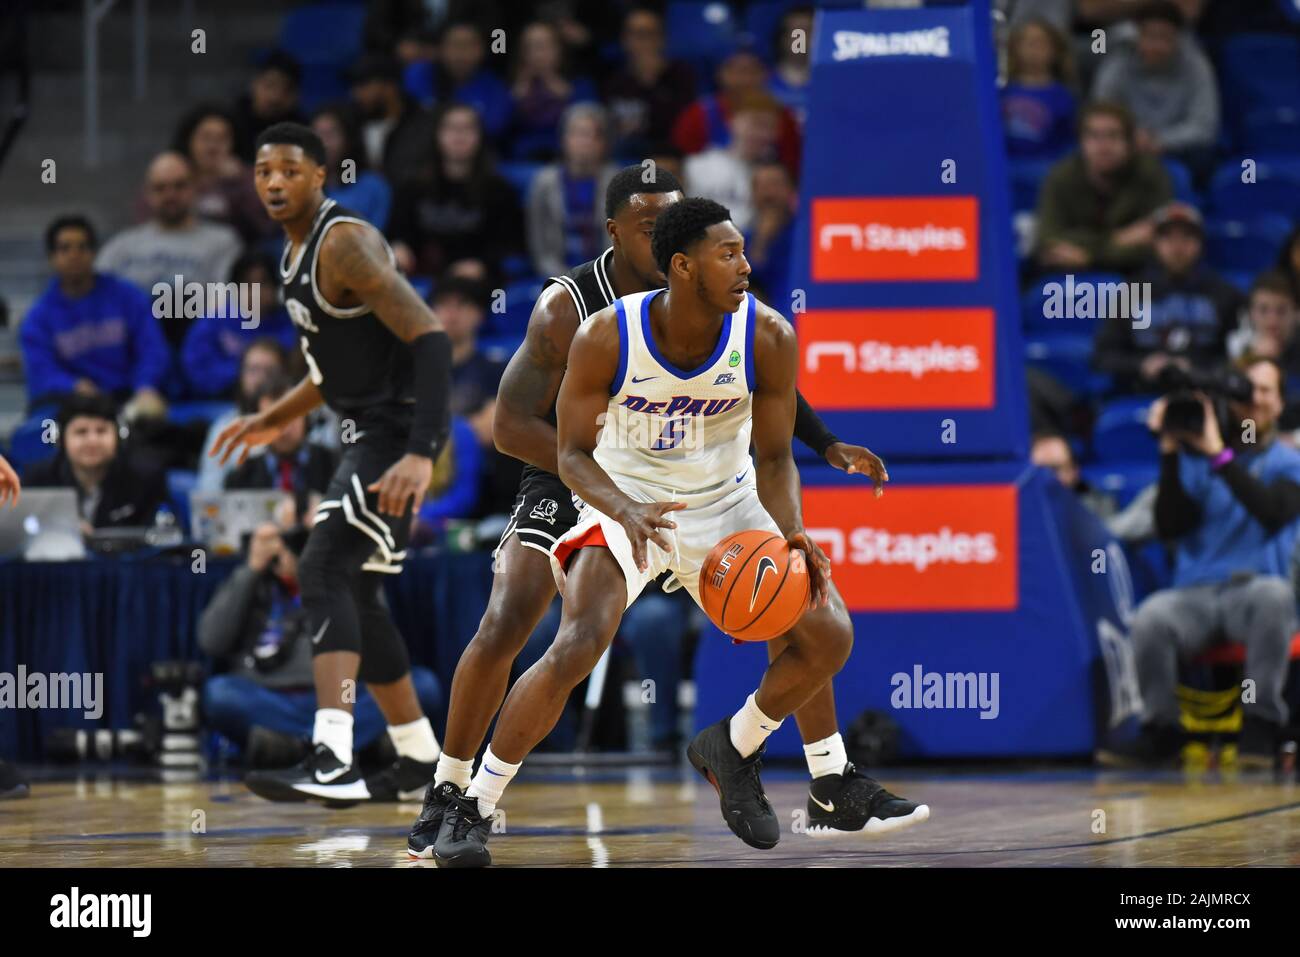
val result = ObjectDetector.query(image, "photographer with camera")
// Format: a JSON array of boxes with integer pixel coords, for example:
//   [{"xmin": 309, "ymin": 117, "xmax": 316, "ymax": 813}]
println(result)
[
  {"xmin": 199, "ymin": 515, "xmax": 442, "ymax": 782},
  {"xmin": 1099, "ymin": 356, "xmax": 1300, "ymax": 768}
]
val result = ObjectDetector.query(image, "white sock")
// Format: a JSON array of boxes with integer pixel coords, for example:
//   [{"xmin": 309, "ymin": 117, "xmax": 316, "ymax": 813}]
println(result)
[
  {"xmin": 729, "ymin": 692, "xmax": 782, "ymax": 758},
  {"xmin": 803, "ymin": 732, "xmax": 849, "ymax": 779},
  {"xmin": 465, "ymin": 746, "xmax": 521, "ymax": 817},
  {"xmin": 312, "ymin": 708, "xmax": 354, "ymax": 767},
  {"xmin": 434, "ymin": 753, "xmax": 474, "ymax": 790},
  {"xmin": 388, "ymin": 717, "xmax": 441, "ymax": 763}
]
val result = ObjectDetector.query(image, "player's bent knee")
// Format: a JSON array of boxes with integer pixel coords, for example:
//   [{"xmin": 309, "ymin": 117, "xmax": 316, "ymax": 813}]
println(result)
[{"xmin": 545, "ymin": 622, "xmax": 614, "ymax": 684}]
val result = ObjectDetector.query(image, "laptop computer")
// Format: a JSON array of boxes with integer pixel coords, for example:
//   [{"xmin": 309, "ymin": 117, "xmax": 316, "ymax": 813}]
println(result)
[
  {"xmin": 189, "ymin": 489, "xmax": 290, "ymax": 554},
  {"xmin": 0, "ymin": 488, "xmax": 87, "ymax": 560}
]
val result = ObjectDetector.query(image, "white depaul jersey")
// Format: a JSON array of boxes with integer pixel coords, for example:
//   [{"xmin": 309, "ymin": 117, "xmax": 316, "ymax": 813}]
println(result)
[{"xmin": 594, "ymin": 288, "xmax": 756, "ymax": 498}]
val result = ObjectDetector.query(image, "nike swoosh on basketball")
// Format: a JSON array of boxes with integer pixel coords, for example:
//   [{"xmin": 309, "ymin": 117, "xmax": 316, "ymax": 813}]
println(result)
[
  {"xmin": 310, "ymin": 617, "xmax": 331, "ymax": 645},
  {"xmin": 748, "ymin": 556, "xmax": 778, "ymax": 612},
  {"xmin": 631, "ymin": 375, "xmax": 658, "ymax": 383},
  {"xmin": 810, "ymin": 794, "xmax": 835, "ymax": 813}
]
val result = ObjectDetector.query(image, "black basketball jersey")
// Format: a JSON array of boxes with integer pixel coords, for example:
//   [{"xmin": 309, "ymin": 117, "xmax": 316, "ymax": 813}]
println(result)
[
  {"xmin": 518, "ymin": 246, "xmax": 620, "ymax": 484},
  {"xmin": 279, "ymin": 199, "xmax": 414, "ymax": 423}
]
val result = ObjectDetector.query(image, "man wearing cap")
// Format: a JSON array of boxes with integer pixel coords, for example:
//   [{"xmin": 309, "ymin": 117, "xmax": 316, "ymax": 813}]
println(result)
[{"xmin": 1093, "ymin": 200, "xmax": 1243, "ymax": 393}]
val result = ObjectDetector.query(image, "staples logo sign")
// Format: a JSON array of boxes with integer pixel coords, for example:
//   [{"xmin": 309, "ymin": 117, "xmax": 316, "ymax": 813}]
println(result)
[
  {"xmin": 804, "ymin": 486, "xmax": 1018, "ymax": 611},
  {"xmin": 797, "ymin": 308, "xmax": 995, "ymax": 409},
  {"xmin": 812, "ymin": 197, "xmax": 978, "ymax": 282}
]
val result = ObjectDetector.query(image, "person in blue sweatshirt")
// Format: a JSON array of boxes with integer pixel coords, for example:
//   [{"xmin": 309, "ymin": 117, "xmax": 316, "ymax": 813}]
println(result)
[{"xmin": 21, "ymin": 215, "xmax": 170, "ymax": 412}]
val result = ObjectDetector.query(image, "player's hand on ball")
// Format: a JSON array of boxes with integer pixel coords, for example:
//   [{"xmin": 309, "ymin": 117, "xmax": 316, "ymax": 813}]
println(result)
[
  {"xmin": 369, "ymin": 453, "xmax": 433, "ymax": 517},
  {"xmin": 618, "ymin": 500, "xmax": 686, "ymax": 572},
  {"xmin": 210, "ymin": 413, "xmax": 285, "ymax": 466},
  {"xmin": 825, "ymin": 442, "xmax": 888, "ymax": 498},
  {"xmin": 787, "ymin": 530, "xmax": 831, "ymax": 609},
  {"xmin": 0, "ymin": 453, "xmax": 20, "ymax": 508}
]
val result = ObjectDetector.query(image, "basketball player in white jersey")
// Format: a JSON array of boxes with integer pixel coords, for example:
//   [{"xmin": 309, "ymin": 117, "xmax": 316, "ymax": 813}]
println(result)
[{"xmin": 431, "ymin": 198, "xmax": 928, "ymax": 866}]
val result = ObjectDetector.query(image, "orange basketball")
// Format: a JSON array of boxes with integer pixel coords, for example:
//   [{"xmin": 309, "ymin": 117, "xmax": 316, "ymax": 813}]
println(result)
[{"xmin": 700, "ymin": 530, "xmax": 811, "ymax": 642}]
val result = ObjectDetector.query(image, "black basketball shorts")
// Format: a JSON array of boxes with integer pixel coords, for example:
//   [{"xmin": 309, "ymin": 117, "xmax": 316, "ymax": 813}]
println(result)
[{"xmin": 495, "ymin": 465, "xmax": 581, "ymax": 558}]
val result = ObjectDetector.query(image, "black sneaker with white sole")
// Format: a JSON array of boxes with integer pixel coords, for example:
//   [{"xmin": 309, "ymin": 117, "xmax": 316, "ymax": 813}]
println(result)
[
  {"xmin": 433, "ymin": 791, "xmax": 494, "ymax": 868},
  {"xmin": 806, "ymin": 763, "xmax": 930, "ymax": 836},
  {"xmin": 686, "ymin": 718, "xmax": 780, "ymax": 850},
  {"xmin": 407, "ymin": 780, "xmax": 461, "ymax": 859},
  {"xmin": 364, "ymin": 756, "xmax": 437, "ymax": 802},
  {"xmin": 245, "ymin": 743, "xmax": 369, "ymax": 805}
]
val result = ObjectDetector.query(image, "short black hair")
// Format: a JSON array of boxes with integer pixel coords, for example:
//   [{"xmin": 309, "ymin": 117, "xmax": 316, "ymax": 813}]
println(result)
[
  {"xmin": 651, "ymin": 197, "xmax": 732, "ymax": 276},
  {"xmin": 45, "ymin": 214, "xmax": 97, "ymax": 254},
  {"xmin": 257, "ymin": 49, "xmax": 302, "ymax": 86},
  {"xmin": 172, "ymin": 102, "xmax": 238, "ymax": 160},
  {"xmin": 1135, "ymin": 0, "xmax": 1185, "ymax": 28},
  {"xmin": 56, "ymin": 392, "xmax": 119, "ymax": 436},
  {"xmin": 431, "ymin": 275, "xmax": 489, "ymax": 310},
  {"xmin": 254, "ymin": 121, "xmax": 326, "ymax": 165},
  {"xmin": 605, "ymin": 163, "xmax": 684, "ymax": 220}
]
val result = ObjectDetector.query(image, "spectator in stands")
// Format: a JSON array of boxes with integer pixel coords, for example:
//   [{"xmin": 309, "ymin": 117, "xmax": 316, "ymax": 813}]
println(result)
[
  {"xmin": 507, "ymin": 21, "xmax": 598, "ymax": 161},
  {"xmin": 1000, "ymin": 17, "xmax": 1078, "ymax": 161},
  {"xmin": 231, "ymin": 51, "xmax": 305, "ymax": 163},
  {"xmin": 603, "ymin": 8, "xmax": 697, "ymax": 160},
  {"xmin": 22, "ymin": 216, "xmax": 169, "ymax": 412},
  {"xmin": 23, "ymin": 393, "xmax": 166, "ymax": 533},
  {"xmin": 388, "ymin": 104, "xmax": 521, "ymax": 282},
  {"xmin": 412, "ymin": 416, "xmax": 483, "ymax": 536},
  {"xmin": 348, "ymin": 53, "xmax": 439, "ymax": 189},
  {"xmin": 1092, "ymin": 202, "xmax": 1243, "ymax": 393},
  {"xmin": 769, "ymin": 5, "xmax": 813, "ymax": 129},
  {"xmin": 672, "ymin": 48, "xmax": 802, "ymax": 179},
  {"xmin": 526, "ymin": 103, "xmax": 617, "ymax": 278},
  {"xmin": 1031, "ymin": 432, "xmax": 1119, "ymax": 519},
  {"xmin": 224, "ymin": 374, "xmax": 336, "ymax": 526},
  {"xmin": 1034, "ymin": 101, "xmax": 1172, "ymax": 274},
  {"xmin": 1275, "ymin": 225, "xmax": 1300, "ymax": 305},
  {"xmin": 199, "ymin": 511, "xmax": 442, "ymax": 766},
  {"xmin": 96, "ymin": 152, "xmax": 243, "ymax": 350},
  {"xmin": 172, "ymin": 104, "xmax": 275, "ymax": 245},
  {"xmin": 405, "ymin": 21, "xmax": 512, "ymax": 143},
  {"xmin": 1091, "ymin": 1, "xmax": 1220, "ymax": 182},
  {"xmin": 1242, "ymin": 272, "xmax": 1300, "ymax": 378},
  {"xmin": 1099, "ymin": 356, "xmax": 1300, "ymax": 768},
  {"xmin": 181, "ymin": 251, "xmax": 297, "ymax": 398},
  {"xmin": 196, "ymin": 339, "xmax": 289, "ymax": 493},
  {"xmin": 745, "ymin": 160, "xmax": 797, "ymax": 315},
  {"xmin": 311, "ymin": 105, "xmax": 393, "ymax": 230},
  {"xmin": 684, "ymin": 95, "xmax": 781, "ymax": 234}
]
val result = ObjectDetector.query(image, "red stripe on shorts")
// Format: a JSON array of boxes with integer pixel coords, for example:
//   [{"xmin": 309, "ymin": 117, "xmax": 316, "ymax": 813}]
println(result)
[{"xmin": 552, "ymin": 524, "xmax": 610, "ymax": 572}]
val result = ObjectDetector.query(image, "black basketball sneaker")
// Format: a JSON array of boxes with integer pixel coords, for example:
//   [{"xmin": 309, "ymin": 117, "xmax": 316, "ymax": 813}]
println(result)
[
  {"xmin": 363, "ymin": 756, "xmax": 437, "ymax": 803},
  {"xmin": 245, "ymin": 743, "xmax": 368, "ymax": 805},
  {"xmin": 407, "ymin": 780, "xmax": 462, "ymax": 859},
  {"xmin": 806, "ymin": 762, "xmax": 930, "ymax": 837},
  {"xmin": 433, "ymin": 790, "xmax": 494, "ymax": 868},
  {"xmin": 687, "ymin": 718, "xmax": 780, "ymax": 850}
]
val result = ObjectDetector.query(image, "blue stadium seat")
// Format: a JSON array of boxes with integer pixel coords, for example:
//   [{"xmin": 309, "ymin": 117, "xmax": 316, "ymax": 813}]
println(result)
[
  {"xmin": 1243, "ymin": 107, "xmax": 1300, "ymax": 156},
  {"xmin": 1024, "ymin": 332, "xmax": 1111, "ymax": 398},
  {"xmin": 1092, "ymin": 397, "xmax": 1157, "ymax": 462},
  {"xmin": 501, "ymin": 255, "xmax": 536, "ymax": 282},
  {"xmin": 278, "ymin": 3, "xmax": 366, "ymax": 67},
  {"xmin": 1207, "ymin": 159, "xmax": 1300, "ymax": 222},
  {"xmin": 665, "ymin": 1, "xmax": 739, "ymax": 69},
  {"xmin": 484, "ymin": 279, "xmax": 544, "ymax": 339},
  {"xmin": 297, "ymin": 64, "xmax": 348, "ymax": 113},
  {"xmin": 1222, "ymin": 269, "xmax": 1256, "ymax": 294},
  {"xmin": 1218, "ymin": 34, "xmax": 1300, "ymax": 119},
  {"xmin": 1080, "ymin": 461, "xmax": 1159, "ymax": 509},
  {"xmin": 1007, "ymin": 158, "xmax": 1056, "ymax": 214},
  {"xmin": 166, "ymin": 470, "xmax": 198, "ymax": 534},
  {"xmin": 408, "ymin": 275, "xmax": 434, "ymax": 301},
  {"xmin": 1160, "ymin": 157, "xmax": 1197, "ymax": 203},
  {"xmin": 743, "ymin": 0, "xmax": 799, "ymax": 56},
  {"xmin": 497, "ymin": 161, "xmax": 543, "ymax": 201},
  {"xmin": 6, "ymin": 415, "xmax": 55, "ymax": 472},
  {"xmin": 1203, "ymin": 215, "xmax": 1292, "ymax": 273}
]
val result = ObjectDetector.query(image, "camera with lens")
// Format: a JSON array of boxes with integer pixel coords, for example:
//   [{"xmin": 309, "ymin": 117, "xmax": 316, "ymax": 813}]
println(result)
[{"xmin": 1158, "ymin": 365, "xmax": 1253, "ymax": 439}]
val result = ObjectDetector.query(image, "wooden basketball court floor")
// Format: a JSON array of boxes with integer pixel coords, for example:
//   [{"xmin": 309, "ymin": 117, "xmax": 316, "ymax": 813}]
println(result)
[{"xmin": 3, "ymin": 765, "xmax": 1299, "ymax": 867}]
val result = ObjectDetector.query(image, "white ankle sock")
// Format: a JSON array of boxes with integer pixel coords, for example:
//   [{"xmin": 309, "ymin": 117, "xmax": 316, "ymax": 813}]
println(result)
[
  {"xmin": 729, "ymin": 693, "xmax": 782, "ymax": 758},
  {"xmin": 803, "ymin": 732, "xmax": 849, "ymax": 779},
  {"xmin": 434, "ymin": 753, "xmax": 474, "ymax": 790},
  {"xmin": 312, "ymin": 708, "xmax": 354, "ymax": 766},
  {"xmin": 465, "ymin": 746, "xmax": 521, "ymax": 817},
  {"xmin": 388, "ymin": 717, "xmax": 441, "ymax": 763}
]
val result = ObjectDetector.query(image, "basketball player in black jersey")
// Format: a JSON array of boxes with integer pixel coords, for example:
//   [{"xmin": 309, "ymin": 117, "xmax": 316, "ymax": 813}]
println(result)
[
  {"xmin": 408, "ymin": 167, "xmax": 926, "ymax": 862},
  {"xmin": 210, "ymin": 123, "xmax": 452, "ymax": 804}
]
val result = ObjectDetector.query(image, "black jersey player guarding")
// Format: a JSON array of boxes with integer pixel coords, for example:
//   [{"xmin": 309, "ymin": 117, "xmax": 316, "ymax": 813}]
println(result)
[
  {"xmin": 210, "ymin": 123, "xmax": 452, "ymax": 804},
  {"xmin": 408, "ymin": 167, "xmax": 927, "ymax": 865}
]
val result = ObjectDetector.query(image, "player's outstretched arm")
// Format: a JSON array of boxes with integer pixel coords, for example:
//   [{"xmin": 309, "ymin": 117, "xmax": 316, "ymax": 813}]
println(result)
[
  {"xmin": 493, "ymin": 283, "xmax": 582, "ymax": 474},
  {"xmin": 209, "ymin": 376, "xmax": 324, "ymax": 466},
  {"xmin": 794, "ymin": 390, "xmax": 889, "ymax": 497},
  {"xmin": 323, "ymin": 220, "xmax": 452, "ymax": 514},
  {"xmin": 557, "ymin": 309, "xmax": 684, "ymax": 571},
  {"xmin": 752, "ymin": 304, "xmax": 831, "ymax": 607}
]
